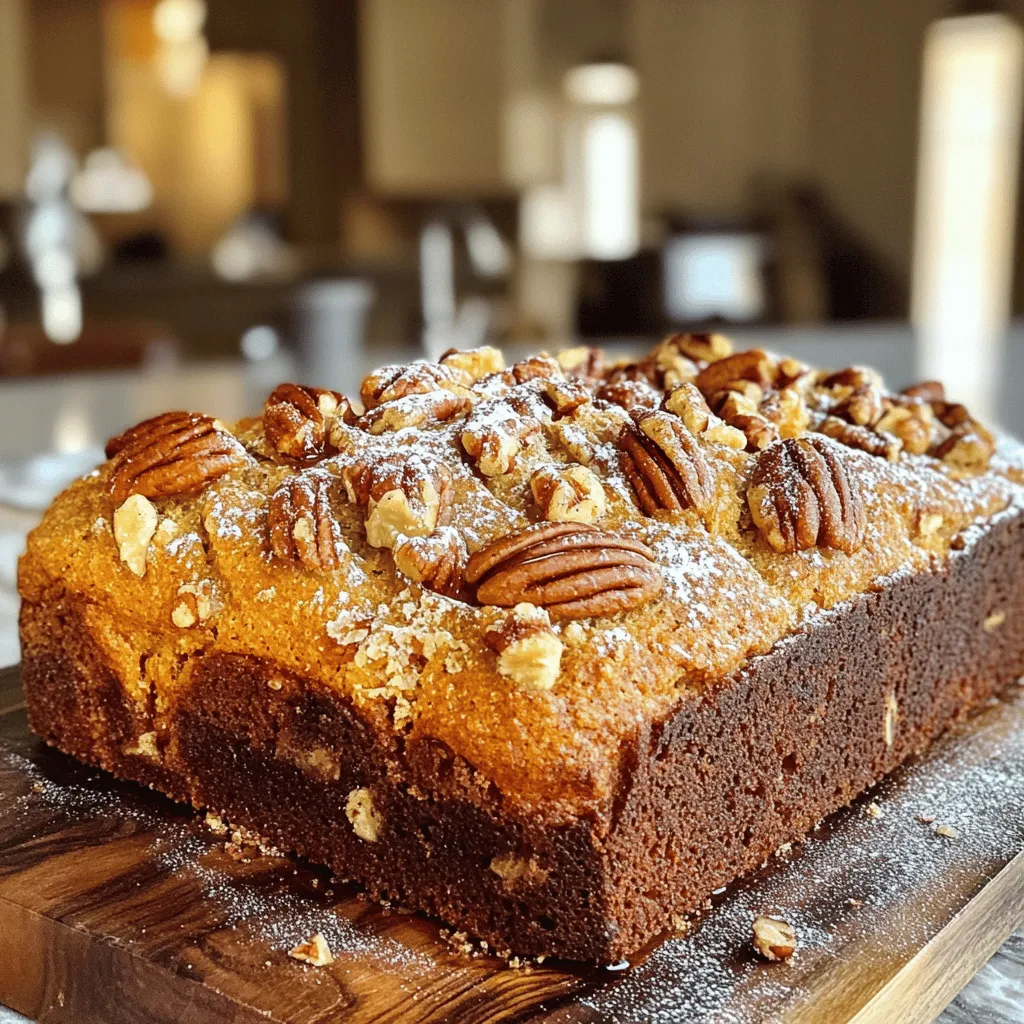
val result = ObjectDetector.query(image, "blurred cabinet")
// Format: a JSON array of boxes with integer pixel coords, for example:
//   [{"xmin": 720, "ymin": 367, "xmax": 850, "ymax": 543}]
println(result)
[
  {"xmin": 360, "ymin": 0, "xmax": 509, "ymax": 196},
  {"xmin": 0, "ymin": 0, "xmax": 30, "ymax": 197}
]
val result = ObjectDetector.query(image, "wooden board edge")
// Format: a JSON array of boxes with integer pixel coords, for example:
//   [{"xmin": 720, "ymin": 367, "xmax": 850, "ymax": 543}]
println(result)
[
  {"xmin": 848, "ymin": 848, "xmax": 1024, "ymax": 1024},
  {"xmin": 0, "ymin": 893, "xmax": 280, "ymax": 1024},
  {"xmin": 0, "ymin": 665, "xmax": 23, "ymax": 716}
]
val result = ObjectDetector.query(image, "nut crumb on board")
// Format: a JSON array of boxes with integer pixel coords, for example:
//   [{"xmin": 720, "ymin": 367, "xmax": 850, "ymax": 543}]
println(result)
[
  {"xmin": 752, "ymin": 916, "xmax": 797, "ymax": 961},
  {"xmin": 288, "ymin": 933, "xmax": 335, "ymax": 967}
]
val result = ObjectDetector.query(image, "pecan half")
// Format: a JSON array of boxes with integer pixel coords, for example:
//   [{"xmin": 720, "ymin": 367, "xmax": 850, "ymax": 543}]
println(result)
[
  {"xmin": 748, "ymin": 435, "xmax": 866, "ymax": 554},
  {"xmin": 263, "ymin": 383, "xmax": 353, "ymax": 460},
  {"xmin": 360, "ymin": 361, "xmax": 472, "ymax": 410},
  {"xmin": 465, "ymin": 522, "xmax": 663, "ymax": 620},
  {"xmin": 268, "ymin": 469, "xmax": 345, "ymax": 570},
  {"xmin": 343, "ymin": 452, "xmax": 453, "ymax": 548},
  {"xmin": 618, "ymin": 410, "xmax": 715, "ymax": 518},
  {"xmin": 358, "ymin": 390, "xmax": 474, "ymax": 434},
  {"xmin": 694, "ymin": 348, "xmax": 776, "ymax": 399},
  {"xmin": 106, "ymin": 412, "xmax": 248, "ymax": 504},
  {"xmin": 817, "ymin": 415, "xmax": 901, "ymax": 461},
  {"xmin": 393, "ymin": 527, "xmax": 468, "ymax": 597}
]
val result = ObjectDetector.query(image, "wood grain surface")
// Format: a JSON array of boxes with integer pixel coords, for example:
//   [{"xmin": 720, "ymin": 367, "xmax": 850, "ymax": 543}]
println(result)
[{"xmin": 1, "ymin": 664, "xmax": 1024, "ymax": 1024}]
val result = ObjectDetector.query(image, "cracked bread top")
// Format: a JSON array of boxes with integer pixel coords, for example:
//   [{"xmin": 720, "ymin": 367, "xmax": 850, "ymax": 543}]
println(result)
[{"xmin": 18, "ymin": 335, "xmax": 1024, "ymax": 823}]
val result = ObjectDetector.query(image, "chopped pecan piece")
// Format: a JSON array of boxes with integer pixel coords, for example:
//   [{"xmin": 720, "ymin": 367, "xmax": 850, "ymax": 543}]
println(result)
[
  {"xmin": 694, "ymin": 348, "xmax": 776, "ymax": 399},
  {"xmin": 818, "ymin": 415, "xmax": 901, "ymax": 461},
  {"xmin": 556, "ymin": 346, "xmax": 605, "ymax": 382},
  {"xmin": 712, "ymin": 391, "xmax": 779, "ymax": 451},
  {"xmin": 748, "ymin": 435, "xmax": 866, "ymax": 554},
  {"xmin": 106, "ymin": 411, "xmax": 248, "ymax": 504},
  {"xmin": 461, "ymin": 396, "xmax": 542, "ymax": 476},
  {"xmin": 358, "ymin": 390, "xmax": 474, "ymax": 434},
  {"xmin": 830, "ymin": 383, "xmax": 884, "ymax": 427},
  {"xmin": 758, "ymin": 387, "xmax": 810, "ymax": 439},
  {"xmin": 596, "ymin": 378, "xmax": 661, "ymax": 414},
  {"xmin": 439, "ymin": 345, "xmax": 505, "ymax": 381},
  {"xmin": 268, "ymin": 470, "xmax": 346, "ymax": 571},
  {"xmin": 343, "ymin": 453, "xmax": 453, "ymax": 548},
  {"xmin": 360, "ymin": 360, "xmax": 472, "ymax": 410},
  {"xmin": 900, "ymin": 380, "xmax": 945, "ymax": 403},
  {"xmin": 664, "ymin": 382, "xmax": 747, "ymax": 448},
  {"xmin": 263, "ymin": 383, "xmax": 353, "ymax": 460},
  {"xmin": 752, "ymin": 916, "xmax": 797, "ymax": 961},
  {"xmin": 820, "ymin": 365, "xmax": 884, "ymax": 391},
  {"xmin": 603, "ymin": 357, "xmax": 659, "ymax": 388},
  {"xmin": 466, "ymin": 522, "xmax": 663, "ymax": 621},
  {"xmin": 663, "ymin": 331, "xmax": 733, "ymax": 364},
  {"xmin": 531, "ymin": 464, "xmax": 606, "ymax": 523},
  {"xmin": 875, "ymin": 397, "xmax": 934, "ymax": 455},
  {"xmin": 540, "ymin": 377, "xmax": 591, "ymax": 417},
  {"xmin": 393, "ymin": 526, "xmax": 468, "ymax": 597},
  {"xmin": 932, "ymin": 421, "xmax": 996, "ymax": 473},
  {"xmin": 485, "ymin": 603, "xmax": 563, "ymax": 690},
  {"xmin": 618, "ymin": 410, "xmax": 715, "ymax": 518},
  {"xmin": 649, "ymin": 336, "xmax": 699, "ymax": 387}
]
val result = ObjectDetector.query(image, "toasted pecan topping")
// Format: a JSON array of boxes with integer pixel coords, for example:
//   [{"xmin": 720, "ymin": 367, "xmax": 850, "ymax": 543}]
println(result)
[
  {"xmin": 531, "ymin": 464, "xmax": 606, "ymax": 524},
  {"xmin": 360, "ymin": 360, "xmax": 472, "ymax": 410},
  {"xmin": 830, "ymin": 382, "xmax": 885, "ymax": 427},
  {"xmin": 343, "ymin": 452, "xmax": 453, "ymax": 548},
  {"xmin": 466, "ymin": 521, "xmax": 663, "ymax": 621},
  {"xmin": 358, "ymin": 390, "xmax": 474, "ymax": 434},
  {"xmin": 618, "ymin": 410, "xmax": 715, "ymax": 519},
  {"xmin": 694, "ymin": 348, "xmax": 776, "ymax": 399},
  {"xmin": 106, "ymin": 411, "xmax": 247, "ymax": 504},
  {"xmin": 597, "ymin": 378, "xmax": 661, "ymax": 414},
  {"xmin": 263, "ymin": 383, "xmax": 352, "ymax": 461},
  {"xmin": 663, "ymin": 331, "xmax": 733, "ymax": 364},
  {"xmin": 818, "ymin": 415, "xmax": 901, "ymax": 461},
  {"xmin": 392, "ymin": 527, "xmax": 467, "ymax": 597},
  {"xmin": 556, "ymin": 345, "xmax": 605, "ymax": 382},
  {"xmin": 900, "ymin": 380, "xmax": 945, "ymax": 404},
  {"xmin": 748, "ymin": 435, "xmax": 866, "ymax": 555},
  {"xmin": 268, "ymin": 469, "xmax": 346, "ymax": 571}
]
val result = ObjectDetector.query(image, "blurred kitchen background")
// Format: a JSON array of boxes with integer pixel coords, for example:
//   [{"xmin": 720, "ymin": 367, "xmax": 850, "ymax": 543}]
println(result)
[{"xmin": 5, "ymin": 0, "xmax": 1024, "ymax": 665}]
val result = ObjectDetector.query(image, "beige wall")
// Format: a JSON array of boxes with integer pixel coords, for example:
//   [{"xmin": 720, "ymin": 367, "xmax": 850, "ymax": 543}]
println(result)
[
  {"xmin": 0, "ymin": 0, "xmax": 30, "ymax": 197},
  {"xmin": 361, "ymin": 0, "xmax": 508, "ymax": 196}
]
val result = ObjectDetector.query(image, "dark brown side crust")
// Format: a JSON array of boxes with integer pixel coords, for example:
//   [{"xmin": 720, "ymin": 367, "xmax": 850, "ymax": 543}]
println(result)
[{"xmin": 20, "ymin": 508, "xmax": 1024, "ymax": 961}]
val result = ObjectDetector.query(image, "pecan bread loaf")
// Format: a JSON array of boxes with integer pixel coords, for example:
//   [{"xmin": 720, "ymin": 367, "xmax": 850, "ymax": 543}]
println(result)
[{"xmin": 18, "ymin": 335, "xmax": 1024, "ymax": 961}]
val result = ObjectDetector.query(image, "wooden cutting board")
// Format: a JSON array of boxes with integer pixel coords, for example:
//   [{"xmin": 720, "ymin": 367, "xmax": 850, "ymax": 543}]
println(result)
[{"xmin": 2, "ymin": 664, "xmax": 1024, "ymax": 1024}]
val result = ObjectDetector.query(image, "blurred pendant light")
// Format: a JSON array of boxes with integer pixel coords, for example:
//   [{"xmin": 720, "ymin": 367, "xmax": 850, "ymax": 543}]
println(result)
[
  {"xmin": 153, "ymin": 0, "xmax": 209, "ymax": 98},
  {"xmin": 912, "ymin": 11, "xmax": 1024, "ymax": 419},
  {"xmin": 563, "ymin": 61, "xmax": 641, "ymax": 261}
]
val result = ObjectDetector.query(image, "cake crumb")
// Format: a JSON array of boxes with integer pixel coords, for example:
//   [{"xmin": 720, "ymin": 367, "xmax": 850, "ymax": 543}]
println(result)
[
  {"xmin": 205, "ymin": 812, "xmax": 227, "ymax": 834},
  {"xmin": 918, "ymin": 814, "xmax": 936, "ymax": 824},
  {"xmin": 288, "ymin": 933, "xmax": 334, "ymax": 966},
  {"xmin": 865, "ymin": 801, "xmax": 883, "ymax": 819},
  {"xmin": 934, "ymin": 823, "xmax": 959, "ymax": 839}
]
